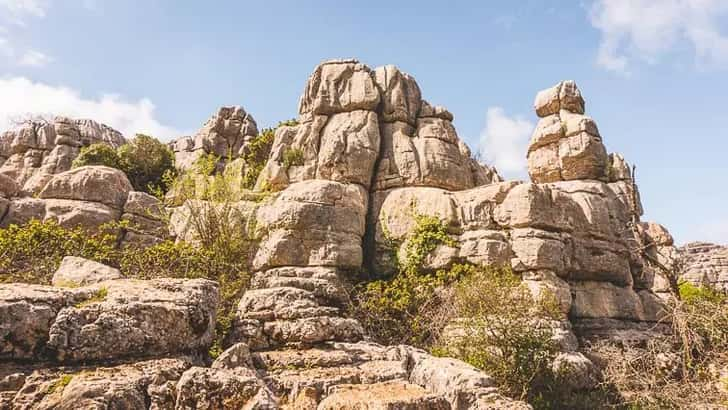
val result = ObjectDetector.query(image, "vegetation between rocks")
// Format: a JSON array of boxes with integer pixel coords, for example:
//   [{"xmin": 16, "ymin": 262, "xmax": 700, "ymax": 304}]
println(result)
[{"xmin": 73, "ymin": 133, "xmax": 176, "ymax": 195}]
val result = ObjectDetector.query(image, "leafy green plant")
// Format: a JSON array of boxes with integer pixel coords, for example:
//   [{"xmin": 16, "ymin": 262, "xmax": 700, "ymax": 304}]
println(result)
[
  {"xmin": 72, "ymin": 144, "xmax": 121, "ymax": 169},
  {"xmin": 240, "ymin": 127, "xmax": 275, "ymax": 189},
  {"xmin": 0, "ymin": 220, "xmax": 118, "ymax": 284},
  {"xmin": 350, "ymin": 212, "xmax": 460, "ymax": 346},
  {"xmin": 117, "ymin": 134, "xmax": 176, "ymax": 194},
  {"xmin": 436, "ymin": 265, "xmax": 561, "ymax": 402},
  {"xmin": 282, "ymin": 148, "xmax": 304, "ymax": 168},
  {"xmin": 47, "ymin": 374, "xmax": 73, "ymax": 394},
  {"xmin": 72, "ymin": 134, "xmax": 176, "ymax": 195}
]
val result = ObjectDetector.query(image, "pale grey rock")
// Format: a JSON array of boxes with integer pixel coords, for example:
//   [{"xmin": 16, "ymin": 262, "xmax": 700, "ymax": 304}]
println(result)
[
  {"xmin": 52, "ymin": 256, "xmax": 123, "ymax": 287},
  {"xmin": 8, "ymin": 358, "xmax": 192, "ymax": 410},
  {"xmin": 680, "ymin": 242, "xmax": 728, "ymax": 291},
  {"xmin": 298, "ymin": 59, "xmax": 380, "ymax": 119},
  {"xmin": 0, "ymin": 173, "xmax": 19, "ymax": 198},
  {"xmin": 552, "ymin": 352, "xmax": 600, "ymax": 390},
  {"xmin": 43, "ymin": 199, "xmax": 121, "ymax": 229},
  {"xmin": 175, "ymin": 366, "xmax": 276, "ymax": 410},
  {"xmin": 570, "ymin": 281, "xmax": 666, "ymax": 322},
  {"xmin": 534, "ymin": 80, "xmax": 584, "ymax": 117},
  {"xmin": 374, "ymin": 65, "xmax": 422, "ymax": 125},
  {"xmin": 316, "ymin": 110, "xmax": 380, "ymax": 187},
  {"xmin": 0, "ymin": 279, "xmax": 218, "ymax": 362},
  {"xmin": 318, "ymin": 381, "xmax": 449, "ymax": 410},
  {"xmin": 38, "ymin": 165, "xmax": 133, "ymax": 209},
  {"xmin": 0, "ymin": 197, "xmax": 46, "ymax": 227}
]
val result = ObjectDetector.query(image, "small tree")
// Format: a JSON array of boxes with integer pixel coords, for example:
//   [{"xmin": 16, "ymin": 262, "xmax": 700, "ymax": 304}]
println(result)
[{"xmin": 117, "ymin": 134, "xmax": 176, "ymax": 193}]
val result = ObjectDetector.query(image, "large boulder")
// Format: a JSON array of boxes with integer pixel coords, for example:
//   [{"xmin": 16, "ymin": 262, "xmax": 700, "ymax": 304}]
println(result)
[
  {"xmin": 0, "ymin": 279, "xmax": 218, "ymax": 362},
  {"xmin": 527, "ymin": 81, "xmax": 608, "ymax": 183},
  {"xmin": 51, "ymin": 256, "xmax": 123, "ymax": 287},
  {"xmin": 38, "ymin": 166, "xmax": 133, "ymax": 209}
]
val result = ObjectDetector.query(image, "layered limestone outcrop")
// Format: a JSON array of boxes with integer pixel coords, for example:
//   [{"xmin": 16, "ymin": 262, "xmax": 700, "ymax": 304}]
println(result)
[
  {"xmin": 171, "ymin": 106, "xmax": 259, "ymax": 172},
  {"xmin": 0, "ymin": 117, "xmax": 125, "ymax": 196},
  {"xmin": 1, "ymin": 59, "xmax": 687, "ymax": 408},
  {"xmin": 679, "ymin": 242, "xmax": 728, "ymax": 290}
]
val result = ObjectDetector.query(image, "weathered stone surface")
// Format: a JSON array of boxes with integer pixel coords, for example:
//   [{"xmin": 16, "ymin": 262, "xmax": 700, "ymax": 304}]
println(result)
[
  {"xmin": 374, "ymin": 65, "xmax": 422, "ymax": 125},
  {"xmin": 318, "ymin": 381, "xmax": 449, "ymax": 410},
  {"xmin": 175, "ymin": 366, "xmax": 276, "ymax": 409},
  {"xmin": 43, "ymin": 199, "xmax": 121, "ymax": 228},
  {"xmin": 570, "ymin": 281, "xmax": 666, "ymax": 322},
  {"xmin": 171, "ymin": 106, "xmax": 258, "ymax": 172},
  {"xmin": 0, "ymin": 173, "xmax": 19, "ymax": 198},
  {"xmin": 38, "ymin": 166, "xmax": 133, "ymax": 209},
  {"xmin": 528, "ymin": 82, "xmax": 608, "ymax": 183},
  {"xmin": 680, "ymin": 242, "xmax": 728, "ymax": 291},
  {"xmin": 533, "ymin": 80, "xmax": 584, "ymax": 117},
  {"xmin": 0, "ymin": 279, "xmax": 218, "ymax": 362},
  {"xmin": 0, "ymin": 117, "xmax": 125, "ymax": 195},
  {"xmin": 7, "ymin": 358, "xmax": 191, "ymax": 410},
  {"xmin": 51, "ymin": 256, "xmax": 123, "ymax": 287},
  {"xmin": 0, "ymin": 197, "xmax": 46, "ymax": 227},
  {"xmin": 316, "ymin": 110, "xmax": 380, "ymax": 187},
  {"xmin": 551, "ymin": 352, "xmax": 600, "ymax": 390},
  {"xmin": 298, "ymin": 59, "xmax": 380, "ymax": 119}
]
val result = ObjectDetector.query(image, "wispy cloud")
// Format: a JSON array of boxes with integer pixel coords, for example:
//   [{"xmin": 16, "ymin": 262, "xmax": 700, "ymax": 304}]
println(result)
[
  {"xmin": 478, "ymin": 107, "xmax": 533, "ymax": 180},
  {"xmin": 0, "ymin": 0, "xmax": 51, "ymax": 66},
  {"xmin": 18, "ymin": 49, "xmax": 51, "ymax": 66},
  {"xmin": 589, "ymin": 0, "xmax": 728, "ymax": 74},
  {"xmin": 0, "ymin": 76, "xmax": 182, "ymax": 140}
]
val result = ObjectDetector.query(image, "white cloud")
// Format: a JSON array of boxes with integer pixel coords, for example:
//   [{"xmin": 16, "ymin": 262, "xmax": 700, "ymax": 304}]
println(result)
[
  {"xmin": 18, "ymin": 49, "xmax": 50, "ymax": 66},
  {"xmin": 0, "ymin": 76, "xmax": 182, "ymax": 140},
  {"xmin": 478, "ymin": 107, "xmax": 533, "ymax": 179},
  {"xmin": 0, "ymin": 0, "xmax": 47, "ymax": 25},
  {"xmin": 590, "ymin": 0, "xmax": 728, "ymax": 73}
]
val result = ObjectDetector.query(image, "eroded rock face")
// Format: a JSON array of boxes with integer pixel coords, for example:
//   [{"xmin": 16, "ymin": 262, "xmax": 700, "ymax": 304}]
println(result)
[
  {"xmin": 680, "ymin": 242, "xmax": 728, "ymax": 291},
  {"xmin": 51, "ymin": 256, "xmax": 123, "ymax": 287},
  {"xmin": 170, "ymin": 106, "xmax": 259, "ymax": 172},
  {"xmin": 0, "ymin": 278, "xmax": 218, "ymax": 362},
  {"xmin": 0, "ymin": 117, "xmax": 125, "ymax": 196},
  {"xmin": 527, "ymin": 81, "xmax": 608, "ymax": 183}
]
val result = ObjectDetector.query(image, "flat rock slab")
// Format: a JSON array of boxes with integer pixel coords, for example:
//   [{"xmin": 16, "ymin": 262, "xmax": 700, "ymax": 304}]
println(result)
[
  {"xmin": 0, "ymin": 278, "xmax": 218, "ymax": 362},
  {"xmin": 318, "ymin": 381, "xmax": 450, "ymax": 410}
]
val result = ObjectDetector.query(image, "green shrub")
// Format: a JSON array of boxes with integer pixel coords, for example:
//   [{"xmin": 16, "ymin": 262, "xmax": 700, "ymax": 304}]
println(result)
[
  {"xmin": 350, "ymin": 211, "xmax": 460, "ymax": 347},
  {"xmin": 282, "ymin": 148, "xmax": 304, "ymax": 167},
  {"xmin": 678, "ymin": 281, "xmax": 726, "ymax": 305},
  {"xmin": 435, "ymin": 265, "xmax": 561, "ymax": 403},
  {"xmin": 240, "ymin": 127, "xmax": 275, "ymax": 189},
  {"xmin": 117, "ymin": 134, "xmax": 176, "ymax": 194},
  {"xmin": 0, "ymin": 220, "xmax": 118, "ymax": 284},
  {"xmin": 72, "ymin": 134, "xmax": 176, "ymax": 195},
  {"xmin": 72, "ymin": 144, "xmax": 121, "ymax": 169}
]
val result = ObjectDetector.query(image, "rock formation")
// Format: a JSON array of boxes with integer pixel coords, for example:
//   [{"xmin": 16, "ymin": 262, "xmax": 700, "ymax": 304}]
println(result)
[
  {"xmin": 171, "ymin": 106, "xmax": 259, "ymax": 172},
  {"xmin": 0, "ymin": 117, "xmax": 125, "ymax": 196},
  {"xmin": 0, "ymin": 59, "xmax": 691, "ymax": 408},
  {"xmin": 680, "ymin": 242, "xmax": 728, "ymax": 290}
]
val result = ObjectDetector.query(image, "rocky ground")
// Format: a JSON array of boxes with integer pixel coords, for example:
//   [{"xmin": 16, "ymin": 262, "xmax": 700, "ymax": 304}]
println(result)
[{"xmin": 0, "ymin": 58, "xmax": 722, "ymax": 409}]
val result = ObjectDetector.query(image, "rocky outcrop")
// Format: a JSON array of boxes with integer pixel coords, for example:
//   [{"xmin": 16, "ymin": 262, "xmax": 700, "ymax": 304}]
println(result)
[
  {"xmin": 171, "ymin": 106, "xmax": 258, "ymax": 172},
  {"xmin": 0, "ymin": 278, "xmax": 218, "ymax": 362},
  {"xmin": 680, "ymin": 242, "xmax": 728, "ymax": 290},
  {"xmin": 0, "ymin": 165, "xmax": 167, "ymax": 245},
  {"xmin": 51, "ymin": 256, "xmax": 123, "ymax": 287},
  {"xmin": 0, "ymin": 117, "xmax": 125, "ymax": 196}
]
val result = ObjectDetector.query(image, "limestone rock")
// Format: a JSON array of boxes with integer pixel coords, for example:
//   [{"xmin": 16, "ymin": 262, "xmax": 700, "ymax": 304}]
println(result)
[
  {"xmin": 51, "ymin": 256, "xmax": 123, "ymax": 287},
  {"xmin": 316, "ymin": 110, "xmax": 380, "ymax": 186},
  {"xmin": 298, "ymin": 59, "xmax": 380, "ymax": 119},
  {"xmin": 175, "ymin": 366, "xmax": 276, "ymax": 409},
  {"xmin": 38, "ymin": 165, "xmax": 133, "ymax": 209},
  {"xmin": 551, "ymin": 352, "xmax": 600, "ymax": 390},
  {"xmin": 680, "ymin": 242, "xmax": 728, "ymax": 291},
  {"xmin": 0, "ymin": 279, "xmax": 218, "ymax": 362},
  {"xmin": 374, "ymin": 65, "xmax": 422, "ymax": 125},
  {"xmin": 318, "ymin": 381, "xmax": 449, "ymax": 410},
  {"xmin": 527, "ymin": 82, "xmax": 608, "ymax": 183},
  {"xmin": 171, "ymin": 106, "xmax": 258, "ymax": 172},
  {"xmin": 7, "ymin": 358, "xmax": 192, "ymax": 410}
]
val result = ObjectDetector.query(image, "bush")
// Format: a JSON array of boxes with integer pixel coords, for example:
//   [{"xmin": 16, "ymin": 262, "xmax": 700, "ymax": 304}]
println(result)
[
  {"xmin": 240, "ymin": 127, "xmax": 274, "ymax": 189},
  {"xmin": 72, "ymin": 144, "xmax": 121, "ymax": 169},
  {"xmin": 282, "ymin": 148, "xmax": 304, "ymax": 167},
  {"xmin": 72, "ymin": 134, "xmax": 176, "ymax": 195},
  {"xmin": 435, "ymin": 265, "xmax": 562, "ymax": 404},
  {"xmin": 350, "ymin": 212, "xmax": 461, "ymax": 347},
  {"xmin": 117, "ymin": 134, "xmax": 176, "ymax": 194},
  {"xmin": 0, "ymin": 220, "xmax": 117, "ymax": 284}
]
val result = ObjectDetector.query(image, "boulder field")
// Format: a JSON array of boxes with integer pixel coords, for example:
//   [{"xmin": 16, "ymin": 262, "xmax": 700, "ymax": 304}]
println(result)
[{"xmin": 0, "ymin": 59, "xmax": 702, "ymax": 408}]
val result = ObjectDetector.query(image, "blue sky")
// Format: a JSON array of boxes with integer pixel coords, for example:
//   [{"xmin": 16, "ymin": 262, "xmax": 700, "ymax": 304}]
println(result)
[{"xmin": 0, "ymin": 0, "xmax": 727, "ymax": 245}]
